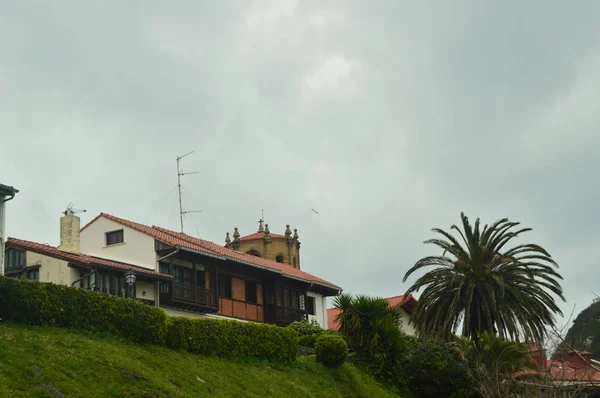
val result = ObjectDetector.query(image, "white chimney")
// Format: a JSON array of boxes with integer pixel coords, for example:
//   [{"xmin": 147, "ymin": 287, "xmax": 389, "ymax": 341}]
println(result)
[{"xmin": 59, "ymin": 214, "xmax": 80, "ymax": 254}]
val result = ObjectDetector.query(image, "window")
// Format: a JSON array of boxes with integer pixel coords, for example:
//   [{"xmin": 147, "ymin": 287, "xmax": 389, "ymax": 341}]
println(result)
[
  {"xmin": 27, "ymin": 269, "xmax": 39, "ymax": 281},
  {"xmin": 105, "ymin": 229, "xmax": 124, "ymax": 246},
  {"xmin": 5, "ymin": 248, "xmax": 24, "ymax": 269},
  {"xmin": 159, "ymin": 262, "xmax": 170, "ymax": 274},
  {"xmin": 299, "ymin": 294, "xmax": 306, "ymax": 311},
  {"xmin": 306, "ymin": 296, "xmax": 316, "ymax": 315},
  {"xmin": 8, "ymin": 272, "xmax": 22, "ymax": 279},
  {"xmin": 219, "ymin": 275, "xmax": 232, "ymax": 298},
  {"xmin": 246, "ymin": 281, "xmax": 257, "ymax": 303},
  {"xmin": 275, "ymin": 254, "xmax": 284, "ymax": 263}
]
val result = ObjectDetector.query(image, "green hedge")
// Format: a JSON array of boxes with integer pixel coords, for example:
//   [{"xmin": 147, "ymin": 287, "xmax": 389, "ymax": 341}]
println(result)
[
  {"xmin": 315, "ymin": 334, "xmax": 349, "ymax": 368},
  {"xmin": 0, "ymin": 276, "xmax": 167, "ymax": 344},
  {"xmin": 166, "ymin": 316, "xmax": 298, "ymax": 361},
  {"xmin": 0, "ymin": 277, "xmax": 298, "ymax": 362}
]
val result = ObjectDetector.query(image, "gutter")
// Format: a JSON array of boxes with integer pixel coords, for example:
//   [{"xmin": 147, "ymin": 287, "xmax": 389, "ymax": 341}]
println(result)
[
  {"xmin": 177, "ymin": 245, "xmax": 338, "ymax": 291},
  {"xmin": 178, "ymin": 245, "xmax": 283, "ymax": 275},
  {"xmin": 157, "ymin": 248, "xmax": 180, "ymax": 262},
  {"xmin": 2, "ymin": 188, "xmax": 18, "ymax": 203},
  {"xmin": 177, "ymin": 245, "xmax": 228, "ymax": 261}
]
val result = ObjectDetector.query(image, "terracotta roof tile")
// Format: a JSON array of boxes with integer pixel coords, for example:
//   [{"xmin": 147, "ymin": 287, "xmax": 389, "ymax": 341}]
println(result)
[
  {"xmin": 6, "ymin": 237, "xmax": 172, "ymax": 279},
  {"xmin": 547, "ymin": 360, "xmax": 600, "ymax": 382},
  {"xmin": 238, "ymin": 232, "xmax": 287, "ymax": 241},
  {"xmin": 327, "ymin": 294, "xmax": 418, "ymax": 330},
  {"xmin": 88, "ymin": 213, "xmax": 340, "ymax": 291}
]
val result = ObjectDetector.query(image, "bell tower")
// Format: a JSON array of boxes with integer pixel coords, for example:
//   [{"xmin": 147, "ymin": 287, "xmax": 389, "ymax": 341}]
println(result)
[{"xmin": 224, "ymin": 219, "xmax": 301, "ymax": 269}]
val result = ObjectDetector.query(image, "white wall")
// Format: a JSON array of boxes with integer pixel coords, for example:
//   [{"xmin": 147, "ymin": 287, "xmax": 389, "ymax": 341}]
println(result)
[
  {"xmin": 27, "ymin": 252, "xmax": 79, "ymax": 285},
  {"xmin": 80, "ymin": 217, "xmax": 156, "ymax": 270},
  {"xmin": 399, "ymin": 308, "xmax": 416, "ymax": 336},
  {"xmin": 136, "ymin": 281, "xmax": 156, "ymax": 301},
  {"xmin": 307, "ymin": 291, "xmax": 328, "ymax": 329}
]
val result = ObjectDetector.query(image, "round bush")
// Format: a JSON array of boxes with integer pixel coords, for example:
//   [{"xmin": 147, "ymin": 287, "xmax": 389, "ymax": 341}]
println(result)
[
  {"xmin": 315, "ymin": 334, "xmax": 349, "ymax": 368},
  {"xmin": 403, "ymin": 338, "xmax": 473, "ymax": 398}
]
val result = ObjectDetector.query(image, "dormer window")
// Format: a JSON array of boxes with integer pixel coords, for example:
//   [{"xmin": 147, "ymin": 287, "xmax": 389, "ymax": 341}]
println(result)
[{"xmin": 106, "ymin": 229, "xmax": 124, "ymax": 246}]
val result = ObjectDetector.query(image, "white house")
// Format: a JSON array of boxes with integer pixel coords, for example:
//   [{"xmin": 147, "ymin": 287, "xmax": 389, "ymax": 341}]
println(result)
[
  {"xmin": 327, "ymin": 294, "xmax": 418, "ymax": 336},
  {"xmin": 5, "ymin": 211, "xmax": 341, "ymax": 328}
]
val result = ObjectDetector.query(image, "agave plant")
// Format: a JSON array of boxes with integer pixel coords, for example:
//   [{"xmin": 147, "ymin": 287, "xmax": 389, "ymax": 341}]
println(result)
[
  {"xmin": 403, "ymin": 213, "xmax": 565, "ymax": 343},
  {"xmin": 333, "ymin": 293, "xmax": 402, "ymax": 354}
]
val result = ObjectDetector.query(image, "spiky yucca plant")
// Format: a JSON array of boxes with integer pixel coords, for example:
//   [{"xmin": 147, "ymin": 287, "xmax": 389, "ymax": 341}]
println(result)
[{"xmin": 403, "ymin": 213, "xmax": 565, "ymax": 343}]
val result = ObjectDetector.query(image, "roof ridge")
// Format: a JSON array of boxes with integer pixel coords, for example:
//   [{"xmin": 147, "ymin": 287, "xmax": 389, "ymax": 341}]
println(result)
[
  {"xmin": 83, "ymin": 213, "xmax": 339, "ymax": 290},
  {"xmin": 8, "ymin": 236, "xmax": 170, "ymax": 278}
]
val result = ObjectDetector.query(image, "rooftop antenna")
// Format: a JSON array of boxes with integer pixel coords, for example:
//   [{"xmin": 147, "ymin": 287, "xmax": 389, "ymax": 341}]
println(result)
[
  {"xmin": 176, "ymin": 151, "xmax": 201, "ymax": 234},
  {"xmin": 63, "ymin": 202, "xmax": 87, "ymax": 216}
]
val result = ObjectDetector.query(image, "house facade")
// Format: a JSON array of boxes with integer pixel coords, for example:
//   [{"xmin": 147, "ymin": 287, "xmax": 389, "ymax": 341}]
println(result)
[
  {"xmin": 0, "ymin": 183, "xmax": 18, "ymax": 276},
  {"xmin": 4, "ymin": 212, "xmax": 340, "ymax": 328},
  {"xmin": 327, "ymin": 294, "xmax": 418, "ymax": 336}
]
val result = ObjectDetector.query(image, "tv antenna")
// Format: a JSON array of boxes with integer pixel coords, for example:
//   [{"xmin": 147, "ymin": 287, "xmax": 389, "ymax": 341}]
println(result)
[
  {"xmin": 63, "ymin": 203, "xmax": 87, "ymax": 216},
  {"xmin": 177, "ymin": 151, "xmax": 201, "ymax": 234}
]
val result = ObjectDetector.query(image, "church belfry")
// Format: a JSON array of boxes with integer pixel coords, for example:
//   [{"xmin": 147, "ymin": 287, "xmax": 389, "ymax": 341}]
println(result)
[{"xmin": 224, "ymin": 219, "xmax": 301, "ymax": 269}]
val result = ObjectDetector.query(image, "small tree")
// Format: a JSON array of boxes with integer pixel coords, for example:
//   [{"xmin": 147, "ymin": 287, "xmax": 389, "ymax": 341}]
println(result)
[
  {"xmin": 455, "ymin": 332, "xmax": 537, "ymax": 398},
  {"xmin": 315, "ymin": 334, "xmax": 348, "ymax": 368}
]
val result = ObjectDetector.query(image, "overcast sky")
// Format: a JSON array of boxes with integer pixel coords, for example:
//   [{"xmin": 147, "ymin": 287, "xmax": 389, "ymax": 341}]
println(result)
[{"xmin": 2, "ymin": 1, "xmax": 599, "ymax": 323}]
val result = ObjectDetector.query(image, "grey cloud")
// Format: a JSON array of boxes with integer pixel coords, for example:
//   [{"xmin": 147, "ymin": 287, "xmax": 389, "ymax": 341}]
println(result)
[{"xmin": 2, "ymin": 0, "xmax": 599, "ymax": 322}]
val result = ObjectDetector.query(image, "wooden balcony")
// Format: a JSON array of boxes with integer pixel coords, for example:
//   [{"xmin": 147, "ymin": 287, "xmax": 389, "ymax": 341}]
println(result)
[
  {"xmin": 160, "ymin": 282, "xmax": 218, "ymax": 313},
  {"xmin": 264, "ymin": 305, "xmax": 307, "ymax": 326}
]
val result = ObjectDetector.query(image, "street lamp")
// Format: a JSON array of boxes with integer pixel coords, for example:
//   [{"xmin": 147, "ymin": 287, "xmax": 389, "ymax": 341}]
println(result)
[{"xmin": 124, "ymin": 270, "xmax": 136, "ymax": 297}]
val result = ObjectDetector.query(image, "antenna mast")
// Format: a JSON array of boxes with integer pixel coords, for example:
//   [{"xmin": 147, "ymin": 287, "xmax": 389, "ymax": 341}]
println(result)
[{"xmin": 176, "ymin": 151, "xmax": 201, "ymax": 234}]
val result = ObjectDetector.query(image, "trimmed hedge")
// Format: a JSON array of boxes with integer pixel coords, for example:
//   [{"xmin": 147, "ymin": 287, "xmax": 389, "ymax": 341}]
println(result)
[
  {"xmin": 315, "ymin": 334, "xmax": 349, "ymax": 368},
  {"xmin": 0, "ymin": 277, "xmax": 299, "ymax": 362},
  {"xmin": 166, "ymin": 316, "xmax": 298, "ymax": 362},
  {"xmin": 0, "ymin": 276, "xmax": 167, "ymax": 344}
]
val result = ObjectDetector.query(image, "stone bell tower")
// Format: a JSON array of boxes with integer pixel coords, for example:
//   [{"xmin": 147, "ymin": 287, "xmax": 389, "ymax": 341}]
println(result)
[{"xmin": 225, "ymin": 219, "xmax": 301, "ymax": 269}]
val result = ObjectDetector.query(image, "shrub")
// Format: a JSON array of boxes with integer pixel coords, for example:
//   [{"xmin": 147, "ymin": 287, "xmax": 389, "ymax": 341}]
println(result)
[
  {"xmin": 0, "ymin": 276, "xmax": 167, "ymax": 344},
  {"xmin": 315, "ymin": 334, "xmax": 349, "ymax": 367},
  {"xmin": 290, "ymin": 319, "xmax": 328, "ymax": 348},
  {"xmin": 402, "ymin": 337, "xmax": 473, "ymax": 398},
  {"xmin": 289, "ymin": 319, "xmax": 323, "ymax": 336},
  {"xmin": 298, "ymin": 333, "xmax": 319, "ymax": 348},
  {"xmin": 166, "ymin": 316, "xmax": 298, "ymax": 361}
]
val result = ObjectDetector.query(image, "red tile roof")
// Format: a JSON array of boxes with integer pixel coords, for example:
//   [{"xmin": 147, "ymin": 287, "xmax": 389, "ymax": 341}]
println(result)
[
  {"xmin": 84, "ymin": 213, "xmax": 340, "ymax": 291},
  {"xmin": 238, "ymin": 232, "xmax": 287, "ymax": 241},
  {"xmin": 6, "ymin": 237, "xmax": 172, "ymax": 279},
  {"xmin": 547, "ymin": 360, "xmax": 600, "ymax": 382},
  {"xmin": 327, "ymin": 294, "xmax": 417, "ymax": 330}
]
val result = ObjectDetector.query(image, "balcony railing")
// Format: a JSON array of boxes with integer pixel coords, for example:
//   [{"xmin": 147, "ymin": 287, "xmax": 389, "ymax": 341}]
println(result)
[
  {"xmin": 170, "ymin": 282, "xmax": 218, "ymax": 309},
  {"xmin": 272, "ymin": 306, "xmax": 306, "ymax": 326}
]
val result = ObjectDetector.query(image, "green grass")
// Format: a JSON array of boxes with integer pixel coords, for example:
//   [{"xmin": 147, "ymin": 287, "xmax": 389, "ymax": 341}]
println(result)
[{"xmin": 0, "ymin": 322, "xmax": 399, "ymax": 397}]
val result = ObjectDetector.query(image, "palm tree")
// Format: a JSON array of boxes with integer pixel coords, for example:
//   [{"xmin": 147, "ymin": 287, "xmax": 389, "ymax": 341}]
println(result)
[{"xmin": 403, "ymin": 212, "xmax": 565, "ymax": 343}]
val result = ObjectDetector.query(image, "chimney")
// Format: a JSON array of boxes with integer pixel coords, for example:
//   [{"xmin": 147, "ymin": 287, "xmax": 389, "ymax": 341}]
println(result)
[{"xmin": 59, "ymin": 214, "xmax": 80, "ymax": 254}]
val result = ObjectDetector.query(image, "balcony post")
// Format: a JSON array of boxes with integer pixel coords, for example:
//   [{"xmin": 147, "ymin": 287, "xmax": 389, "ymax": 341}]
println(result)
[{"xmin": 192, "ymin": 262, "xmax": 197, "ymax": 304}]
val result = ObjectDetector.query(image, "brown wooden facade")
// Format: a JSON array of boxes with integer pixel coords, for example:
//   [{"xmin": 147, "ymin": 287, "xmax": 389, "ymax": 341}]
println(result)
[{"xmin": 154, "ymin": 241, "xmax": 327, "ymax": 326}]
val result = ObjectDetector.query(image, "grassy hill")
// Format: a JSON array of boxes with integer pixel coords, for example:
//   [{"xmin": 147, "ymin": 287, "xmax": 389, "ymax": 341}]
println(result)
[{"xmin": 0, "ymin": 322, "xmax": 399, "ymax": 397}]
